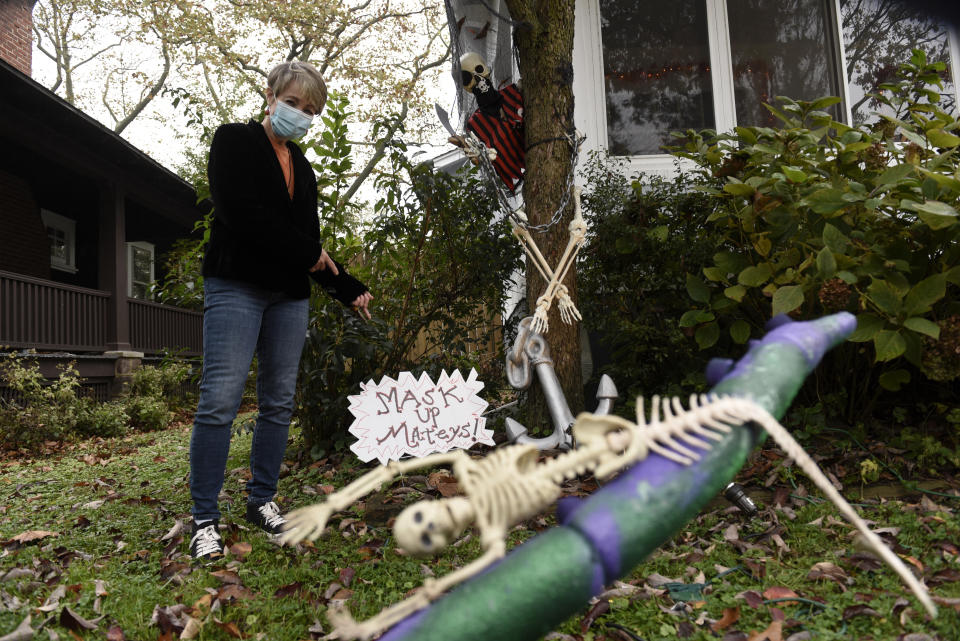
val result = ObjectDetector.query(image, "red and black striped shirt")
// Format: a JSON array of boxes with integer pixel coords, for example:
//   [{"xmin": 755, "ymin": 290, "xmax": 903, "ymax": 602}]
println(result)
[{"xmin": 466, "ymin": 83, "xmax": 525, "ymax": 191}]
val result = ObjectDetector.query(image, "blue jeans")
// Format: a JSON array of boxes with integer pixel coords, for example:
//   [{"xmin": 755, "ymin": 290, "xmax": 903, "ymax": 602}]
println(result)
[{"xmin": 190, "ymin": 277, "xmax": 309, "ymax": 522}]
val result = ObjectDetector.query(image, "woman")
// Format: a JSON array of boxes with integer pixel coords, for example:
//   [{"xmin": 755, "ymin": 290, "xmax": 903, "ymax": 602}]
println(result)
[{"xmin": 189, "ymin": 61, "xmax": 372, "ymax": 561}]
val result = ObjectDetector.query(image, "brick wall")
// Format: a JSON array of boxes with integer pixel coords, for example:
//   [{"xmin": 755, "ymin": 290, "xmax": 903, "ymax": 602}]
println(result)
[
  {"xmin": 0, "ymin": 0, "xmax": 36, "ymax": 76},
  {"xmin": 0, "ymin": 169, "xmax": 49, "ymax": 278}
]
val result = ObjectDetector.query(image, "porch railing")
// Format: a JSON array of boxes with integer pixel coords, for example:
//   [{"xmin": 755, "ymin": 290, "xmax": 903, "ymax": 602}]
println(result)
[
  {"xmin": 0, "ymin": 269, "xmax": 202, "ymax": 355},
  {"xmin": 0, "ymin": 269, "xmax": 109, "ymax": 351},
  {"xmin": 128, "ymin": 298, "xmax": 202, "ymax": 356}
]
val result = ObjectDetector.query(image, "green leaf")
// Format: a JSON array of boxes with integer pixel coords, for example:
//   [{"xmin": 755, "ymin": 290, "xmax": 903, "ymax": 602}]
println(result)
[
  {"xmin": 822, "ymin": 223, "xmax": 849, "ymax": 253},
  {"xmin": 837, "ymin": 270, "xmax": 858, "ymax": 284},
  {"xmin": 927, "ymin": 128, "xmax": 960, "ymax": 148},
  {"xmin": 903, "ymin": 274, "xmax": 947, "ymax": 316},
  {"xmin": 724, "ymin": 285, "xmax": 747, "ymax": 302},
  {"xmin": 902, "ymin": 199, "xmax": 959, "ymax": 229},
  {"xmin": 875, "ymin": 164, "xmax": 914, "ymax": 187},
  {"xmin": 679, "ymin": 310, "xmax": 715, "ymax": 328},
  {"xmin": 903, "ymin": 317, "xmax": 941, "ymax": 339},
  {"xmin": 729, "ymin": 320, "xmax": 751, "ymax": 344},
  {"xmin": 648, "ymin": 225, "xmax": 669, "ymax": 242},
  {"xmin": 878, "ymin": 369, "xmax": 911, "ymax": 391},
  {"xmin": 849, "ymin": 313, "xmax": 884, "ymax": 342},
  {"xmin": 810, "ymin": 96, "xmax": 843, "ymax": 111},
  {"xmin": 714, "ymin": 252, "xmax": 746, "ymax": 275},
  {"xmin": 804, "ymin": 188, "xmax": 858, "ymax": 215},
  {"xmin": 695, "ymin": 322, "xmax": 720, "ymax": 350},
  {"xmin": 738, "ymin": 264, "xmax": 773, "ymax": 287},
  {"xmin": 874, "ymin": 330, "xmax": 906, "ymax": 362},
  {"xmin": 723, "ymin": 181, "xmax": 755, "ymax": 196},
  {"xmin": 946, "ymin": 266, "xmax": 960, "ymax": 285},
  {"xmin": 771, "ymin": 285, "xmax": 804, "ymax": 316},
  {"xmin": 702, "ymin": 267, "xmax": 726, "ymax": 282},
  {"xmin": 816, "ymin": 247, "xmax": 837, "ymax": 278},
  {"xmin": 867, "ymin": 279, "xmax": 903, "ymax": 316},
  {"xmin": 752, "ymin": 235, "xmax": 772, "ymax": 257},
  {"xmin": 781, "ymin": 165, "xmax": 808, "ymax": 182},
  {"xmin": 686, "ymin": 273, "xmax": 712, "ymax": 303}
]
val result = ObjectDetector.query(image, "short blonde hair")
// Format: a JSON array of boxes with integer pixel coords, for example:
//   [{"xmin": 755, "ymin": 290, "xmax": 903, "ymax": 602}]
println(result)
[{"xmin": 267, "ymin": 61, "xmax": 327, "ymax": 111}]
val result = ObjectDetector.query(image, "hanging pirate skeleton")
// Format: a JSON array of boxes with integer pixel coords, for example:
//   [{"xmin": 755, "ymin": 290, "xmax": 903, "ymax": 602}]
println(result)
[
  {"xmin": 281, "ymin": 394, "xmax": 936, "ymax": 640},
  {"xmin": 443, "ymin": 50, "xmax": 587, "ymax": 334}
]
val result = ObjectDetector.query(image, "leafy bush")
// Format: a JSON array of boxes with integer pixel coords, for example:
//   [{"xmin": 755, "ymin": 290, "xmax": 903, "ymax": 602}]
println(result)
[
  {"xmin": 0, "ymin": 355, "xmax": 188, "ymax": 448},
  {"xmin": 74, "ymin": 399, "xmax": 129, "ymax": 438},
  {"xmin": 294, "ymin": 104, "xmax": 523, "ymax": 456},
  {"xmin": 123, "ymin": 396, "xmax": 171, "ymax": 432},
  {"xmin": 667, "ymin": 49, "xmax": 959, "ymax": 417},
  {"xmin": 0, "ymin": 354, "xmax": 84, "ymax": 447},
  {"xmin": 578, "ymin": 155, "xmax": 723, "ymax": 406}
]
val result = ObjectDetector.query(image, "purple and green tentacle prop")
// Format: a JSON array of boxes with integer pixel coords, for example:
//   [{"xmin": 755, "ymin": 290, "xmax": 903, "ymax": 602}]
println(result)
[{"xmin": 378, "ymin": 312, "xmax": 857, "ymax": 641}]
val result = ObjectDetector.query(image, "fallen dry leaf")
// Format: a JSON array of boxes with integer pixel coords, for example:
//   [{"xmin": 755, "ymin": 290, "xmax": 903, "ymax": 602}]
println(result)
[
  {"xmin": 9, "ymin": 530, "xmax": 58, "ymax": 544},
  {"xmin": 217, "ymin": 584, "xmax": 256, "ymax": 602},
  {"xmin": 105, "ymin": 625, "xmax": 125, "ymax": 641},
  {"xmin": 339, "ymin": 567, "xmax": 356, "ymax": 587},
  {"xmin": 274, "ymin": 582, "xmax": 303, "ymax": 598},
  {"xmin": 180, "ymin": 616, "xmax": 202, "ymax": 639},
  {"xmin": 735, "ymin": 590, "xmax": 764, "ymax": 608},
  {"xmin": 229, "ymin": 542, "xmax": 252, "ymax": 561},
  {"xmin": 807, "ymin": 561, "xmax": 848, "ymax": 589},
  {"xmin": 210, "ymin": 569, "xmax": 241, "ymax": 585},
  {"xmin": 748, "ymin": 620, "xmax": 782, "ymax": 641},
  {"xmin": 59, "ymin": 606, "xmax": 98, "ymax": 631},
  {"xmin": 580, "ymin": 599, "xmax": 609, "ymax": 633},
  {"xmin": 711, "ymin": 606, "xmax": 740, "ymax": 632},
  {"xmin": 0, "ymin": 614, "xmax": 32, "ymax": 641},
  {"xmin": 761, "ymin": 586, "xmax": 800, "ymax": 605},
  {"xmin": 842, "ymin": 604, "xmax": 880, "ymax": 619},
  {"xmin": 212, "ymin": 619, "xmax": 245, "ymax": 639}
]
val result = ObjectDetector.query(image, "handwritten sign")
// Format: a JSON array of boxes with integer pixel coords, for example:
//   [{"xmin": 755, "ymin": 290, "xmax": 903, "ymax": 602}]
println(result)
[{"xmin": 347, "ymin": 369, "xmax": 493, "ymax": 464}]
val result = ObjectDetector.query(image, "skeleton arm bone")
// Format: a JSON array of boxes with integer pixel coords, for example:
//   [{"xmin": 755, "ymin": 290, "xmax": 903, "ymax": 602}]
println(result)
[{"xmin": 281, "ymin": 451, "xmax": 469, "ymax": 545}]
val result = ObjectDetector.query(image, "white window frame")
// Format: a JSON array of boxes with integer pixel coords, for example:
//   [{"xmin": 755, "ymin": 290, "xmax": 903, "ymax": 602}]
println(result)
[
  {"xmin": 574, "ymin": 0, "xmax": 960, "ymax": 179},
  {"xmin": 40, "ymin": 209, "xmax": 78, "ymax": 274},
  {"xmin": 127, "ymin": 241, "xmax": 155, "ymax": 300}
]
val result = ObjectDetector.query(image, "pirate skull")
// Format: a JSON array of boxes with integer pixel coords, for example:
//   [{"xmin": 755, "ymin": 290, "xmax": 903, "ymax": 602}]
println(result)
[
  {"xmin": 393, "ymin": 497, "xmax": 474, "ymax": 556},
  {"xmin": 459, "ymin": 52, "xmax": 492, "ymax": 93}
]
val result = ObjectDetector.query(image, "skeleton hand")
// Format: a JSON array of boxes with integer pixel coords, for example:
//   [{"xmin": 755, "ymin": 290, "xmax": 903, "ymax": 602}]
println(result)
[
  {"xmin": 279, "ymin": 503, "xmax": 337, "ymax": 546},
  {"xmin": 324, "ymin": 605, "xmax": 379, "ymax": 641}
]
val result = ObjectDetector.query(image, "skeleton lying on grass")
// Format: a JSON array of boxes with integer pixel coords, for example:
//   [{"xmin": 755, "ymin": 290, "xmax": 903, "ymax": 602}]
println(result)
[{"xmin": 280, "ymin": 394, "xmax": 936, "ymax": 640}]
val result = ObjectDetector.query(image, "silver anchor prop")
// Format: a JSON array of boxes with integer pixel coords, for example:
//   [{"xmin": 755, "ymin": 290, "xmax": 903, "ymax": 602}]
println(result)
[{"xmin": 504, "ymin": 316, "xmax": 618, "ymax": 450}]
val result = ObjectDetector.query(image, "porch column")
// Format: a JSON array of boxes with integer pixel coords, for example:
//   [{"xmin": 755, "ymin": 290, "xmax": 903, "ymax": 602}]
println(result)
[{"xmin": 98, "ymin": 181, "xmax": 131, "ymax": 351}]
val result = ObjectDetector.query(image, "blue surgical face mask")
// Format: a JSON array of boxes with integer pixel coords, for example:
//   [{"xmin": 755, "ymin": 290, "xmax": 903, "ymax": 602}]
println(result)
[{"xmin": 270, "ymin": 100, "xmax": 313, "ymax": 139}]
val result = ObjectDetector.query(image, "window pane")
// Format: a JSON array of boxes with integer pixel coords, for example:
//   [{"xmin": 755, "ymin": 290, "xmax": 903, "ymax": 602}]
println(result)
[
  {"xmin": 132, "ymin": 246, "xmax": 152, "ymax": 283},
  {"xmin": 600, "ymin": 0, "xmax": 714, "ymax": 155},
  {"xmin": 841, "ymin": 0, "xmax": 955, "ymax": 125},
  {"xmin": 727, "ymin": 0, "xmax": 843, "ymax": 127},
  {"xmin": 48, "ymin": 227, "xmax": 67, "ymax": 261}
]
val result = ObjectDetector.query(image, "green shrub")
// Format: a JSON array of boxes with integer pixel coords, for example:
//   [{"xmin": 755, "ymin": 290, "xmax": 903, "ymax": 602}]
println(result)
[
  {"xmin": 293, "ymin": 104, "xmax": 522, "ymax": 456},
  {"xmin": 74, "ymin": 399, "xmax": 129, "ymax": 438},
  {"xmin": 130, "ymin": 362, "xmax": 191, "ymax": 401},
  {"xmin": 0, "ymin": 354, "xmax": 84, "ymax": 447},
  {"xmin": 578, "ymin": 155, "xmax": 723, "ymax": 406},
  {"xmin": 667, "ymin": 49, "xmax": 959, "ymax": 418},
  {"xmin": 123, "ymin": 396, "xmax": 171, "ymax": 432}
]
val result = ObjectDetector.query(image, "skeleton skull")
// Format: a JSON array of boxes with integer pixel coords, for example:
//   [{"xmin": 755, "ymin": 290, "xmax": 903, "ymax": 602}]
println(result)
[
  {"xmin": 459, "ymin": 52, "xmax": 491, "ymax": 92},
  {"xmin": 394, "ymin": 497, "xmax": 474, "ymax": 556}
]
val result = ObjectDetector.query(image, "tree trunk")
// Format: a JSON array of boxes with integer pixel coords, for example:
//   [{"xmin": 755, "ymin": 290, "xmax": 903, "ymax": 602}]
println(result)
[{"xmin": 503, "ymin": 0, "xmax": 584, "ymax": 426}]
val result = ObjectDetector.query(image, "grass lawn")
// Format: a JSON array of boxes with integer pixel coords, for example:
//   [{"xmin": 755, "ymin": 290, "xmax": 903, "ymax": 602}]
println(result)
[{"xmin": 0, "ymin": 410, "xmax": 958, "ymax": 641}]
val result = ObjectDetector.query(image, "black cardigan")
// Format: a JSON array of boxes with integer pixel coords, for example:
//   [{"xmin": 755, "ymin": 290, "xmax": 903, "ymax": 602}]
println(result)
[{"xmin": 203, "ymin": 120, "xmax": 366, "ymax": 304}]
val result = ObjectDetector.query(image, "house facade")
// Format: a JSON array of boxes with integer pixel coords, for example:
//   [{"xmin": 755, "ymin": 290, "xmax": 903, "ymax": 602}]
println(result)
[
  {"xmin": 571, "ymin": 0, "xmax": 960, "ymax": 176},
  {"xmin": 0, "ymin": 0, "xmax": 207, "ymax": 399}
]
